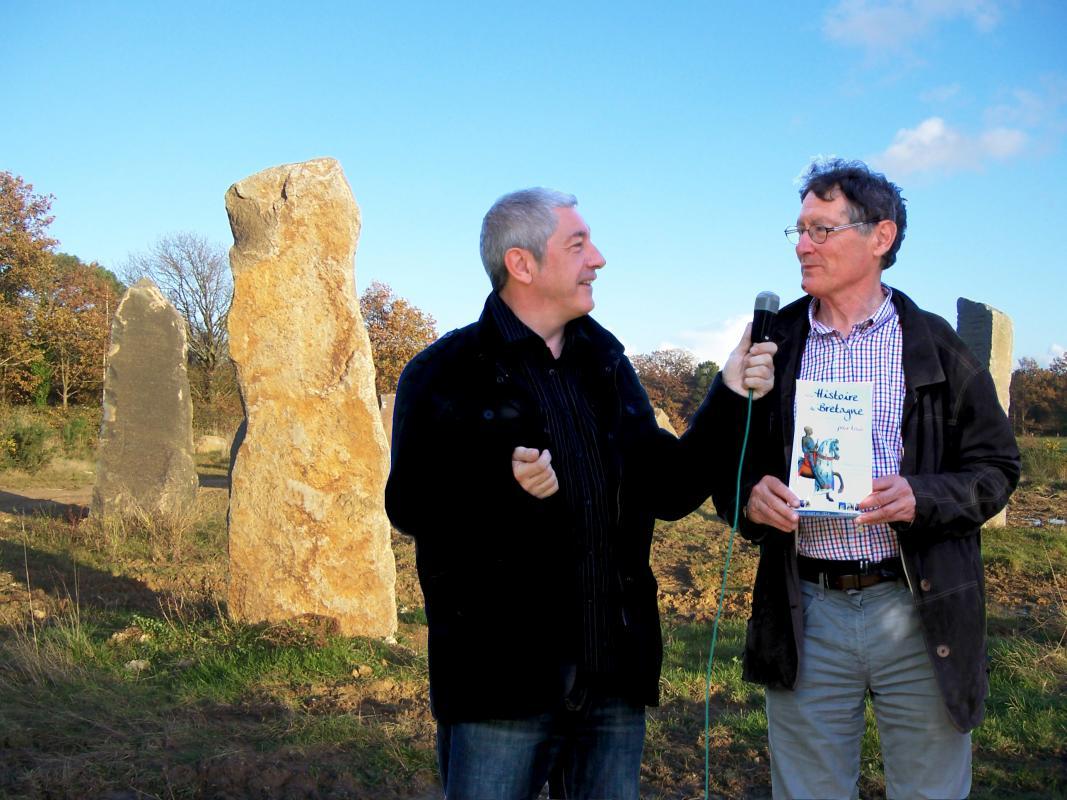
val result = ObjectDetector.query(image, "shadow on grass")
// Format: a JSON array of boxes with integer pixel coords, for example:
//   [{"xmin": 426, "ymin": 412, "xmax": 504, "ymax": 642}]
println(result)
[
  {"xmin": 0, "ymin": 490, "xmax": 88, "ymax": 519},
  {"xmin": 197, "ymin": 472, "xmax": 229, "ymax": 489},
  {"xmin": 0, "ymin": 537, "xmax": 162, "ymax": 616}
]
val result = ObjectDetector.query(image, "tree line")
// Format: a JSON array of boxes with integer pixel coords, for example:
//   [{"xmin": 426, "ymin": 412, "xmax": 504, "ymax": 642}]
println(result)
[
  {"xmin": 1010, "ymin": 356, "xmax": 1067, "ymax": 436},
  {"xmin": 4, "ymin": 169, "xmax": 1062, "ymax": 437}
]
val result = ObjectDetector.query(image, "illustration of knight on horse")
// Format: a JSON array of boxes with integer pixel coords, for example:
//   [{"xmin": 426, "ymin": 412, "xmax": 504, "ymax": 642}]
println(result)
[{"xmin": 797, "ymin": 426, "xmax": 845, "ymax": 501}]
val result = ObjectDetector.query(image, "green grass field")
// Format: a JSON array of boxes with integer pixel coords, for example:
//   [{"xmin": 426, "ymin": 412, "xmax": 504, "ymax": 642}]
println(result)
[{"xmin": 0, "ymin": 463, "xmax": 1063, "ymax": 798}]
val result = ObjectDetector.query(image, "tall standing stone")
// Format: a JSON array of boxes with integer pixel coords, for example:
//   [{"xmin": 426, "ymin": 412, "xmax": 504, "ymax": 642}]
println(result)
[
  {"xmin": 92, "ymin": 279, "xmax": 198, "ymax": 520},
  {"xmin": 225, "ymin": 158, "xmax": 397, "ymax": 637},
  {"xmin": 957, "ymin": 297, "xmax": 1014, "ymax": 528}
]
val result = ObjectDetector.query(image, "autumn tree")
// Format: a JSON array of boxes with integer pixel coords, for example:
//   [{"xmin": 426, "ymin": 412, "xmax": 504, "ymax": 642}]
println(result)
[
  {"xmin": 32, "ymin": 254, "xmax": 123, "ymax": 407},
  {"xmin": 0, "ymin": 172, "xmax": 56, "ymax": 402},
  {"xmin": 1010, "ymin": 356, "xmax": 1067, "ymax": 435},
  {"xmin": 359, "ymin": 281, "xmax": 437, "ymax": 396},
  {"xmin": 632, "ymin": 349, "xmax": 697, "ymax": 432},
  {"xmin": 124, "ymin": 232, "xmax": 233, "ymax": 407}
]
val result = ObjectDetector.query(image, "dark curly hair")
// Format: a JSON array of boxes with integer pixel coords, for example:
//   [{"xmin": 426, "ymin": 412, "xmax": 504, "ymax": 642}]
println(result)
[{"xmin": 799, "ymin": 158, "xmax": 907, "ymax": 269}]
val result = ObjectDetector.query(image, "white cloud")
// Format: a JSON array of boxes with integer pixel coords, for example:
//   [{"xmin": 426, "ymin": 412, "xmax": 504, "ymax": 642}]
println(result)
[
  {"xmin": 985, "ymin": 77, "xmax": 1067, "ymax": 130},
  {"xmin": 661, "ymin": 313, "xmax": 751, "ymax": 368},
  {"xmin": 871, "ymin": 116, "xmax": 1026, "ymax": 175},
  {"xmin": 824, "ymin": 0, "xmax": 1001, "ymax": 55},
  {"xmin": 1049, "ymin": 343, "xmax": 1065, "ymax": 362}
]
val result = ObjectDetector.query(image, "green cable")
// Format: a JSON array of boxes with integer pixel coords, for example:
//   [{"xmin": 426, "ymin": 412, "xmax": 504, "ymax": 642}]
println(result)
[{"xmin": 705, "ymin": 389, "xmax": 754, "ymax": 800}]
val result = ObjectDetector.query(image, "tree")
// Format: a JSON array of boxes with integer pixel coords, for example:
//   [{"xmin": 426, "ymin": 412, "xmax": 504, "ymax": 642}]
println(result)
[
  {"xmin": 0, "ymin": 171, "xmax": 56, "ymax": 299},
  {"xmin": 688, "ymin": 360, "xmax": 720, "ymax": 420},
  {"xmin": 359, "ymin": 281, "xmax": 437, "ymax": 396},
  {"xmin": 0, "ymin": 172, "xmax": 56, "ymax": 403},
  {"xmin": 124, "ymin": 232, "xmax": 232, "ymax": 406},
  {"xmin": 631, "ymin": 349, "xmax": 697, "ymax": 432},
  {"xmin": 1010, "ymin": 356, "xmax": 1067, "ymax": 436},
  {"xmin": 32, "ymin": 254, "xmax": 121, "ymax": 407},
  {"xmin": 0, "ymin": 302, "xmax": 38, "ymax": 403}
]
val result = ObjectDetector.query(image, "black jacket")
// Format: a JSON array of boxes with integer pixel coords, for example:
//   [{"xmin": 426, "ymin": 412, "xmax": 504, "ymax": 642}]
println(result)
[
  {"xmin": 715, "ymin": 287, "xmax": 1020, "ymax": 732},
  {"xmin": 386, "ymin": 295, "xmax": 748, "ymax": 723}
]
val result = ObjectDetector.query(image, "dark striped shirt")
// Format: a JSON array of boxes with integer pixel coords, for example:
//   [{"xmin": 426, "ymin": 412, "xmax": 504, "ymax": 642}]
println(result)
[{"xmin": 487, "ymin": 292, "xmax": 621, "ymax": 682}]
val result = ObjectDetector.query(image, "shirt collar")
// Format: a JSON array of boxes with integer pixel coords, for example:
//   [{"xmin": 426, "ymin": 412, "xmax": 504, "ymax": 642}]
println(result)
[
  {"xmin": 807, "ymin": 285, "xmax": 896, "ymax": 337},
  {"xmin": 486, "ymin": 291, "xmax": 538, "ymax": 345},
  {"xmin": 485, "ymin": 291, "xmax": 596, "ymax": 361}
]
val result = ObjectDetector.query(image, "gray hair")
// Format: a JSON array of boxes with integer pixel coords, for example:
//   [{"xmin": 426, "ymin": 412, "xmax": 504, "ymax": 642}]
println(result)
[{"xmin": 480, "ymin": 188, "xmax": 578, "ymax": 291}]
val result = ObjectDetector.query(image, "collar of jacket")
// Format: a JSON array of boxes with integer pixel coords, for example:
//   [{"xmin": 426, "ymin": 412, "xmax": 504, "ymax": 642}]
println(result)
[
  {"xmin": 472, "ymin": 292, "xmax": 625, "ymax": 374},
  {"xmin": 773, "ymin": 285, "xmax": 946, "ymax": 389},
  {"xmin": 771, "ymin": 284, "xmax": 948, "ymax": 472}
]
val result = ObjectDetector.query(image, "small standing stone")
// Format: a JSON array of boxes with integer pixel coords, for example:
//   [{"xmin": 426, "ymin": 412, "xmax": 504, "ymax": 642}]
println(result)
[
  {"xmin": 956, "ymin": 298, "xmax": 1014, "ymax": 528},
  {"xmin": 225, "ymin": 158, "xmax": 397, "ymax": 638},
  {"xmin": 92, "ymin": 279, "xmax": 198, "ymax": 521}
]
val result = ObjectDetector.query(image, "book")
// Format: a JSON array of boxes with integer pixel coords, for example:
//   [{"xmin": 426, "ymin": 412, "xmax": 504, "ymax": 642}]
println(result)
[{"xmin": 789, "ymin": 379, "xmax": 873, "ymax": 517}]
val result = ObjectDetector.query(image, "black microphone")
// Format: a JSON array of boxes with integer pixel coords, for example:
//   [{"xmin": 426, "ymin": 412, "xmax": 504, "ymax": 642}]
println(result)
[{"xmin": 752, "ymin": 291, "xmax": 780, "ymax": 343}]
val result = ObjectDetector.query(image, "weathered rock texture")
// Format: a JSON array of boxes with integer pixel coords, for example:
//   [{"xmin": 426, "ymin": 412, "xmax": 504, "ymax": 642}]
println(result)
[
  {"xmin": 225, "ymin": 158, "xmax": 397, "ymax": 637},
  {"xmin": 379, "ymin": 394, "xmax": 395, "ymax": 448},
  {"xmin": 92, "ymin": 279, "xmax": 198, "ymax": 521},
  {"xmin": 956, "ymin": 297, "xmax": 1014, "ymax": 528}
]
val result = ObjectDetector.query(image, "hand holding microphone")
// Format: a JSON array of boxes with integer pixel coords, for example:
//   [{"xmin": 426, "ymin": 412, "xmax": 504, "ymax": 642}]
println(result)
[{"xmin": 723, "ymin": 292, "xmax": 779, "ymax": 399}]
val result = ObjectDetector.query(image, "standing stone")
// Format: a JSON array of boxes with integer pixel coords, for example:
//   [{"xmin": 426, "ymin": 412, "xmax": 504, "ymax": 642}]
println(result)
[
  {"xmin": 379, "ymin": 393, "xmax": 395, "ymax": 448},
  {"xmin": 225, "ymin": 158, "xmax": 397, "ymax": 638},
  {"xmin": 957, "ymin": 297, "xmax": 1014, "ymax": 528},
  {"xmin": 92, "ymin": 279, "xmax": 198, "ymax": 521}
]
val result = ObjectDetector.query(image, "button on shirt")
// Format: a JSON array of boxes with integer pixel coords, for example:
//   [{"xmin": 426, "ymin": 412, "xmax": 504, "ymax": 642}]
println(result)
[
  {"xmin": 797, "ymin": 286, "xmax": 905, "ymax": 563},
  {"xmin": 486, "ymin": 292, "xmax": 622, "ymax": 681}
]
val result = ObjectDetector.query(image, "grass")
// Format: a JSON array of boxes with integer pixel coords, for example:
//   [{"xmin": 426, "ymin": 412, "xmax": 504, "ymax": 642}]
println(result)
[
  {"xmin": 1017, "ymin": 434, "xmax": 1067, "ymax": 487},
  {"xmin": 0, "ymin": 480, "xmax": 1064, "ymax": 798}
]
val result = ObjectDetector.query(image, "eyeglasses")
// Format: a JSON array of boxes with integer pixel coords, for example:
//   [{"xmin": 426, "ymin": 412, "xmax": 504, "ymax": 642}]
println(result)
[{"xmin": 784, "ymin": 220, "xmax": 876, "ymax": 245}]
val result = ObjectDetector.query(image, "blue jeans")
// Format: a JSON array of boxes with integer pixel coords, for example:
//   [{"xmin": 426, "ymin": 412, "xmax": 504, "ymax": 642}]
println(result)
[{"xmin": 436, "ymin": 694, "xmax": 646, "ymax": 799}]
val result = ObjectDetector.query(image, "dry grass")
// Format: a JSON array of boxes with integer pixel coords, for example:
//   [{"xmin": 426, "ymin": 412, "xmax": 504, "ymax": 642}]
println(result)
[{"xmin": 0, "ymin": 474, "xmax": 1063, "ymax": 798}]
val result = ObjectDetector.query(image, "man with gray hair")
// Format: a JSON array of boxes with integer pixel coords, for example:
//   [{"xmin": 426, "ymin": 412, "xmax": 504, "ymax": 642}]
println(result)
[{"xmin": 386, "ymin": 188, "xmax": 776, "ymax": 798}]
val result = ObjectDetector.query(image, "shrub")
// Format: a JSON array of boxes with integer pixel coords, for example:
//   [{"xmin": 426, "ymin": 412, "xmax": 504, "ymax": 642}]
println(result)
[
  {"xmin": 59, "ymin": 413, "xmax": 94, "ymax": 457},
  {"xmin": 5, "ymin": 421, "xmax": 52, "ymax": 472}
]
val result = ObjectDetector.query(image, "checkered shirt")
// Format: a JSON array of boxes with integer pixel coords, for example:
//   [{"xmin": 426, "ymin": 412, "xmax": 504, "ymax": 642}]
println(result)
[{"xmin": 796, "ymin": 286, "xmax": 905, "ymax": 562}]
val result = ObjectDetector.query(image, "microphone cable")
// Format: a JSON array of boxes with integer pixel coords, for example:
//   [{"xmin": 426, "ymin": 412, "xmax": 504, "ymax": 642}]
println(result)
[{"xmin": 704, "ymin": 388, "xmax": 755, "ymax": 800}]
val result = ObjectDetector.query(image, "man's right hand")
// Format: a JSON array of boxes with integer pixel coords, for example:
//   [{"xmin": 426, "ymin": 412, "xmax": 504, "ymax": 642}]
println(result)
[
  {"xmin": 745, "ymin": 475, "xmax": 800, "ymax": 532},
  {"xmin": 512, "ymin": 446, "xmax": 559, "ymax": 499}
]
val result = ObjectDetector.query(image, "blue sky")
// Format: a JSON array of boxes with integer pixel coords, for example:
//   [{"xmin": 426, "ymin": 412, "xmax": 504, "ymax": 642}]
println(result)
[{"xmin": 5, "ymin": 0, "xmax": 1065, "ymax": 367}]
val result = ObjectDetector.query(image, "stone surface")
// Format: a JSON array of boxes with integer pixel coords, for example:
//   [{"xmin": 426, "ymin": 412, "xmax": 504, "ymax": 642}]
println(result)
[
  {"xmin": 92, "ymin": 279, "xmax": 198, "ymax": 521},
  {"xmin": 379, "ymin": 394, "xmax": 395, "ymax": 448},
  {"xmin": 225, "ymin": 157, "xmax": 397, "ymax": 637},
  {"xmin": 654, "ymin": 407, "xmax": 677, "ymax": 437},
  {"xmin": 956, "ymin": 297, "xmax": 1013, "ymax": 528}
]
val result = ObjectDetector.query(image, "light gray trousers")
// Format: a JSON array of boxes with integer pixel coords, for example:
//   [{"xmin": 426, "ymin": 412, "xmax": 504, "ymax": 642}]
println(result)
[{"xmin": 766, "ymin": 579, "xmax": 971, "ymax": 800}]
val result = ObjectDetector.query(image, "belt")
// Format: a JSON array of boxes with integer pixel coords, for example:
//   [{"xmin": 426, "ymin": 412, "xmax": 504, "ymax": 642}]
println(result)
[{"xmin": 797, "ymin": 555, "xmax": 903, "ymax": 591}]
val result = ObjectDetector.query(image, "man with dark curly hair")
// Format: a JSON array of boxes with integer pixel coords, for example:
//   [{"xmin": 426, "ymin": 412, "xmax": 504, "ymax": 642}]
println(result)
[{"xmin": 724, "ymin": 159, "xmax": 1020, "ymax": 799}]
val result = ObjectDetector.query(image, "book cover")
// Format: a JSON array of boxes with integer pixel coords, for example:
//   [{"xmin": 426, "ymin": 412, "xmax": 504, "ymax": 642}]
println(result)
[{"xmin": 789, "ymin": 379, "xmax": 873, "ymax": 517}]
